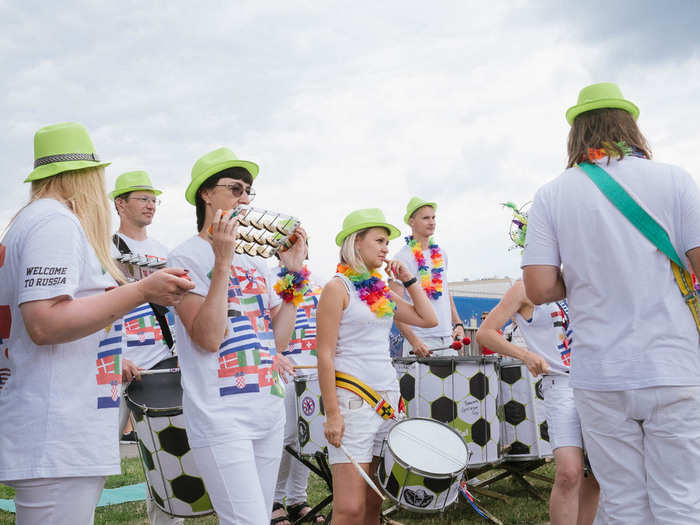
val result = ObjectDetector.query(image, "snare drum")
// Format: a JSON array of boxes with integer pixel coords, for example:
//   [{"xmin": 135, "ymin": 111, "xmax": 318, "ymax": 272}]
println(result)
[
  {"xmin": 377, "ymin": 418, "xmax": 468, "ymax": 513},
  {"xmin": 125, "ymin": 357, "xmax": 213, "ymax": 517},
  {"xmin": 498, "ymin": 358, "xmax": 552, "ymax": 461},
  {"xmin": 294, "ymin": 373, "xmax": 327, "ymax": 455},
  {"xmin": 414, "ymin": 356, "xmax": 501, "ymax": 467}
]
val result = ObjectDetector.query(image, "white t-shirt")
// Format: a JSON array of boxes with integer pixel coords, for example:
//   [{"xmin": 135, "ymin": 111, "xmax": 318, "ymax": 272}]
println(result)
[
  {"xmin": 394, "ymin": 243, "xmax": 453, "ymax": 338},
  {"xmin": 111, "ymin": 234, "xmax": 173, "ymax": 370},
  {"xmin": 522, "ymin": 156, "xmax": 700, "ymax": 390},
  {"xmin": 168, "ymin": 235, "xmax": 285, "ymax": 447},
  {"xmin": 513, "ymin": 301, "xmax": 572, "ymax": 377},
  {"xmin": 334, "ymin": 274, "xmax": 398, "ymax": 392},
  {"xmin": 0, "ymin": 198, "xmax": 122, "ymax": 480},
  {"xmin": 277, "ymin": 267, "xmax": 323, "ymax": 369}
]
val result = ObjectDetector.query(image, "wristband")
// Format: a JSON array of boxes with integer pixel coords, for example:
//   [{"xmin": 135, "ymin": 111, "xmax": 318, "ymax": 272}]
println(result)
[
  {"xmin": 402, "ymin": 277, "xmax": 418, "ymax": 288},
  {"xmin": 273, "ymin": 266, "xmax": 310, "ymax": 307}
]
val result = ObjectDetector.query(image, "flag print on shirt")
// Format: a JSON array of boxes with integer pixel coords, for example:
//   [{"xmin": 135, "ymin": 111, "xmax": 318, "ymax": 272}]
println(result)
[
  {"xmin": 0, "ymin": 305, "xmax": 10, "ymax": 391},
  {"xmin": 552, "ymin": 302, "xmax": 573, "ymax": 367},
  {"xmin": 286, "ymin": 285, "xmax": 322, "ymax": 356},
  {"xmin": 96, "ymin": 322, "xmax": 123, "ymax": 408},
  {"xmin": 124, "ymin": 304, "xmax": 163, "ymax": 346}
]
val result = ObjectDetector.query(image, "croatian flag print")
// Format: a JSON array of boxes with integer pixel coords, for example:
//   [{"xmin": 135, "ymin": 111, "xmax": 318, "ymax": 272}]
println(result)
[
  {"xmin": 96, "ymin": 322, "xmax": 123, "ymax": 409},
  {"xmin": 287, "ymin": 285, "xmax": 322, "ymax": 356},
  {"xmin": 217, "ymin": 267, "xmax": 282, "ymax": 398}
]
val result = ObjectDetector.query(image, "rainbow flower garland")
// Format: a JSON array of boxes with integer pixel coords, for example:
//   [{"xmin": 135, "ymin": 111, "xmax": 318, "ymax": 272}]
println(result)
[
  {"xmin": 580, "ymin": 141, "xmax": 646, "ymax": 163},
  {"xmin": 336, "ymin": 263, "xmax": 397, "ymax": 318},
  {"xmin": 274, "ymin": 266, "xmax": 311, "ymax": 307},
  {"xmin": 405, "ymin": 236, "xmax": 444, "ymax": 300}
]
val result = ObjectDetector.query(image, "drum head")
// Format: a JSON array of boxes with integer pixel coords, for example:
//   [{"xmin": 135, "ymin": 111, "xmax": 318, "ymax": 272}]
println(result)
[
  {"xmin": 388, "ymin": 418, "xmax": 468, "ymax": 475},
  {"xmin": 125, "ymin": 356, "xmax": 182, "ymax": 417}
]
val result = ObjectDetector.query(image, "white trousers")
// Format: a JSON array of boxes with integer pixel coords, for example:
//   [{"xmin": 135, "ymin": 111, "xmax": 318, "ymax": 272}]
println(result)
[
  {"xmin": 8, "ymin": 476, "xmax": 105, "ymax": 525},
  {"xmin": 274, "ymin": 377, "xmax": 311, "ymax": 506},
  {"xmin": 575, "ymin": 387, "xmax": 700, "ymax": 524},
  {"xmin": 190, "ymin": 425, "xmax": 284, "ymax": 525}
]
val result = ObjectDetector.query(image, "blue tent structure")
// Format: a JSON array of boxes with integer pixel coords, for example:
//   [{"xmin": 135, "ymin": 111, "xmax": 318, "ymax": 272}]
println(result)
[{"xmin": 453, "ymin": 296, "xmax": 500, "ymax": 326}]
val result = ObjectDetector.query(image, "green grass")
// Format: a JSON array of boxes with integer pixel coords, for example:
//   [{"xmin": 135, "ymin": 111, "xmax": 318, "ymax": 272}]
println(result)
[{"xmin": 0, "ymin": 459, "xmax": 553, "ymax": 524}]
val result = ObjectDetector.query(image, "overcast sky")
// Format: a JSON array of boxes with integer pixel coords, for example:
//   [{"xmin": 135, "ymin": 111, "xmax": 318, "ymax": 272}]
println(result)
[{"xmin": 2, "ymin": 1, "xmax": 699, "ymax": 283}]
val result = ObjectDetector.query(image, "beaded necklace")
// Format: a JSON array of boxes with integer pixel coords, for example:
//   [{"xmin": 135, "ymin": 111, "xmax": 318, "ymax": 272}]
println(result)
[
  {"xmin": 336, "ymin": 263, "xmax": 396, "ymax": 318},
  {"xmin": 406, "ymin": 236, "xmax": 444, "ymax": 300}
]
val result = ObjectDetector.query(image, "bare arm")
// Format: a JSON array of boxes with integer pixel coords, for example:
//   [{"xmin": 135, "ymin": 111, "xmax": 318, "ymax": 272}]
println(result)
[
  {"xmin": 476, "ymin": 281, "xmax": 550, "ymax": 376},
  {"xmin": 317, "ymin": 279, "xmax": 347, "ymax": 447},
  {"xmin": 389, "ymin": 260, "xmax": 438, "ymax": 328},
  {"xmin": 449, "ymin": 294, "xmax": 465, "ymax": 339},
  {"xmin": 388, "ymin": 280, "xmax": 424, "ymax": 350},
  {"xmin": 20, "ymin": 268, "xmax": 194, "ymax": 346},
  {"xmin": 522, "ymin": 265, "xmax": 566, "ymax": 305}
]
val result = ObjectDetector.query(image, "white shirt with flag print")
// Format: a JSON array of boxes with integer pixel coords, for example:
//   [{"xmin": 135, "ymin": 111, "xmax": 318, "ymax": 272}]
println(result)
[
  {"xmin": 168, "ymin": 235, "xmax": 285, "ymax": 447},
  {"xmin": 111, "ymin": 234, "xmax": 174, "ymax": 370},
  {"xmin": 279, "ymin": 267, "xmax": 323, "ymax": 369},
  {"xmin": 0, "ymin": 198, "xmax": 122, "ymax": 481}
]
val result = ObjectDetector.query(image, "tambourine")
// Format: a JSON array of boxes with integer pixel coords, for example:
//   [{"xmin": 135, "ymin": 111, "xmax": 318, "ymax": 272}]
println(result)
[{"xmin": 208, "ymin": 206, "xmax": 300, "ymax": 258}]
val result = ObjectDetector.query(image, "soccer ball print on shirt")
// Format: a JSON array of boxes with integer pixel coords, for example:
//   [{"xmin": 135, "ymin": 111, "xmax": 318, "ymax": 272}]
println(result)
[{"xmin": 216, "ymin": 264, "xmax": 283, "ymax": 398}]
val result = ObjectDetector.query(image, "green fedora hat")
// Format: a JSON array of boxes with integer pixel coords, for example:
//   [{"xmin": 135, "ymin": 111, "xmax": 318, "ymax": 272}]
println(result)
[
  {"xmin": 335, "ymin": 208, "xmax": 400, "ymax": 247},
  {"xmin": 185, "ymin": 147, "xmax": 259, "ymax": 205},
  {"xmin": 404, "ymin": 196, "xmax": 437, "ymax": 224},
  {"xmin": 566, "ymin": 82, "xmax": 639, "ymax": 125},
  {"xmin": 25, "ymin": 122, "xmax": 111, "ymax": 182},
  {"xmin": 110, "ymin": 170, "xmax": 162, "ymax": 200}
]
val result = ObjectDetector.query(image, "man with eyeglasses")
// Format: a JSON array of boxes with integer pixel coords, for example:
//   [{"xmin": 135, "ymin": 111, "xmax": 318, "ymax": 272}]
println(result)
[{"xmin": 110, "ymin": 170, "xmax": 183, "ymax": 525}]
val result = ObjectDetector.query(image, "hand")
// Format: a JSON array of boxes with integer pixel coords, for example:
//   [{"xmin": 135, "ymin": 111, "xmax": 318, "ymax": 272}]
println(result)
[
  {"xmin": 384, "ymin": 259, "xmax": 412, "ymax": 283},
  {"xmin": 278, "ymin": 227, "xmax": 308, "ymax": 272},
  {"xmin": 410, "ymin": 339, "xmax": 431, "ymax": 358},
  {"xmin": 524, "ymin": 353, "xmax": 550, "ymax": 377},
  {"xmin": 324, "ymin": 413, "xmax": 345, "ymax": 448},
  {"xmin": 210, "ymin": 209, "xmax": 239, "ymax": 266},
  {"xmin": 122, "ymin": 358, "xmax": 142, "ymax": 382},
  {"xmin": 273, "ymin": 354, "xmax": 295, "ymax": 383},
  {"xmin": 137, "ymin": 268, "xmax": 195, "ymax": 306},
  {"xmin": 453, "ymin": 325, "xmax": 465, "ymax": 341}
]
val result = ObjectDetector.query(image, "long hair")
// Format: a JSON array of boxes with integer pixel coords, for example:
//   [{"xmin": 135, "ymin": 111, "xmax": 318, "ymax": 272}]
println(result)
[
  {"xmin": 28, "ymin": 167, "xmax": 125, "ymax": 284},
  {"xmin": 567, "ymin": 108, "xmax": 652, "ymax": 168},
  {"xmin": 195, "ymin": 166, "xmax": 254, "ymax": 231},
  {"xmin": 339, "ymin": 229, "xmax": 371, "ymax": 273}
]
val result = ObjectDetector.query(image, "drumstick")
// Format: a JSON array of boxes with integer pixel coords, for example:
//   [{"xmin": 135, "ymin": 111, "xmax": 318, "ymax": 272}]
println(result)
[
  {"xmin": 409, "ymin": 340, "xmax": 463, "ymax": 355},
  {"xmin": 293, "ymin": 365, "xmax": 318, "ymax": 369},
  {"xmin": 339, "ymin": 443, "xmax": 386, "ymax": 501},
  {"xmin": 139, "ymin": 367, "xmax": 180, "ymax": 376}
]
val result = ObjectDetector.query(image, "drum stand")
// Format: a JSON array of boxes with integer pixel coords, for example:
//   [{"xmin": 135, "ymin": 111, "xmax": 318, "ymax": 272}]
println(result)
[
  {"xmin": 467, "ymin": 458, "xmax": 554, "ymax": 502},
  {"xmin": 284, "ymin": 446, "xmax": 334, "ymax": 524}
]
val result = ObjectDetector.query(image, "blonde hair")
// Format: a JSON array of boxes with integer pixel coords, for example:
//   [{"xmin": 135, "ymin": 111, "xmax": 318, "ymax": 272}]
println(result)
[
  {"xmin": 26, "ymin": 167, "xmax": 126, "ymax": 284},
  {"xmin": 339, "ymin": 229, "xmax": 377, "ymax": 273}
]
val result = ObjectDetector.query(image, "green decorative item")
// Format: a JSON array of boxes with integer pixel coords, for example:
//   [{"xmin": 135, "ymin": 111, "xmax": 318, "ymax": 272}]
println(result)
[
  {"xmin": 185, "ymin": 147, "xmax": 259, "ymax": 205},
  {"xmin": 566, "ymin": 82, "xmax": 639, "ymax": 125},
  {"xmin": 404, "ymin": 196, "xmax": 437, "ymax": 225},
  {"xmin": 25, "ymin": 122, "xmax": 110, "ymax": 182},
  {"xmin": 110, "ymin": 170, "xmax": 162, "ymax": 199},
  {"xmin": 335, "ymin": 208, "xmax": 400, "ymax": 246}
]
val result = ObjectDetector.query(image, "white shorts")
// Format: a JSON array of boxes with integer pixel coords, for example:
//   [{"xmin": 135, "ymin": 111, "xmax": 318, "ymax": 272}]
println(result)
[
  {"xmin": 541, "ymin": 374, "xmax": 583, "ymax": 450},
  {"xmin": 327, "ymin": 388, "xmax": 400, "ymax": 465}
]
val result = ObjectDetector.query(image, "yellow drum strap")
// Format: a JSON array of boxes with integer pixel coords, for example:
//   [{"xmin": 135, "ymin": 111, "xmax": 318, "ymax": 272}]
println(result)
[{"xmin": 335, "ymin": 371, "xmax": 396, "ymax": 420}]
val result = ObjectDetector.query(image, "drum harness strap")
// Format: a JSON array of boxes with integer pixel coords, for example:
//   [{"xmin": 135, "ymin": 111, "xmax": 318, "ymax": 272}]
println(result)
[
  {"xmin": 112, "ymin": 234, "xmax": 176, "ymax": 349},
  {"xmin": 579, "ymin": 162, "xmax": 700, "ymax": 334},
  {"xmin": 334, "ymin": 370, "xmax": 404, "ymax": 420}
]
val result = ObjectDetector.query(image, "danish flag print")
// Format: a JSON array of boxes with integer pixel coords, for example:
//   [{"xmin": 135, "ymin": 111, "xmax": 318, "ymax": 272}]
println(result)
[
  {"xmin": 124, "ymin": 304, "xmax": 163, "ymax": 347},
  {"xmin": 96, "ymin": 322, "xmax": 123, "ymax": 409},
  {"xmin": 285, "ymin": 285, "xmax": 322, "ymax": 356}
]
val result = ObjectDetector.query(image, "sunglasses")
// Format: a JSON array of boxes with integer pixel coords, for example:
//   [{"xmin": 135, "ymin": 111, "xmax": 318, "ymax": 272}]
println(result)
[{"xmin": 215, "ymin": 183, "xmax": 256, "ymax": 201}]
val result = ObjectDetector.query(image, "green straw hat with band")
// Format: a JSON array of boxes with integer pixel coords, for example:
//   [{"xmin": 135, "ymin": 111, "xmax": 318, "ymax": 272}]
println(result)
[
  {"xmin": 566, "ymin": 82, "xmax": 639, "ymax": 125},
  {"xmin": 185, "ymin": 147, "xmax": 259, "ymax": 205},
  {"xmin": 404, "ymin": 196, "xmax": 437, "ymax": 225},
  {"xmin": 335, "ymin": 208, "xmax": 400, "ymax": 247},
  {"xmin": 25, "ymin": 122, "xmax": 111, "ymax": 182},
  {"xmin": 110, "ymin": 170, "xmax": 162, "ymax": 200}
]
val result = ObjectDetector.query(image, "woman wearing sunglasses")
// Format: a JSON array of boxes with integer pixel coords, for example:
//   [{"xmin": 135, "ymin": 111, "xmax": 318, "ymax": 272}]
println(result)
[{"xmin": 168, "ymin": 147, "xmax": 304, "ymax": 525}]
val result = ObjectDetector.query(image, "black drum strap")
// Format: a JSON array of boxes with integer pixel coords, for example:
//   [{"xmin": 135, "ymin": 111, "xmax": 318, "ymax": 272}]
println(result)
[{"xmin": 112, "ymin": 234, "xmax": 175, "ymax": 349}]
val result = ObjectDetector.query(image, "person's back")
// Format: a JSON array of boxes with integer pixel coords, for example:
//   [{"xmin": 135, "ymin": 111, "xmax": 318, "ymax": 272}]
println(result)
[{"xmin": 528, "ymin": 155, "xmax": 700, "ymax": 389}]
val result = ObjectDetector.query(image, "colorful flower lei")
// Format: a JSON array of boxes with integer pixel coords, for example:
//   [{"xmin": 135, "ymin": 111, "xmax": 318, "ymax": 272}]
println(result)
[
  {"xmin": 405, "ymin": 236, "xmax": 444, "ymax": 300},
  {"xmin": 336, "ymin": 263, "xmax": 396, "ymax": 318},
  {"xmin": 580, "ymin": 141, "xmax": 646, "ymax": 163},
  {"xmin": 501, "ymin": 201, "xmax": 529, "ymax": 250},
  {"xmin": 274, "ymin": 266, "xmax": 311, "ymax": 307}
]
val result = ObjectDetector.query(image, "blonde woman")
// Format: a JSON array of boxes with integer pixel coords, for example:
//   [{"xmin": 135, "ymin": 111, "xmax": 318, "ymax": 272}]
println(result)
[
  {"xmin": 0, "ymin": 123, "xmax": 193, "ymax": 525},
  {"xmin": 316, "ymin": 208, "xmax": 438, "ymax": 525}
]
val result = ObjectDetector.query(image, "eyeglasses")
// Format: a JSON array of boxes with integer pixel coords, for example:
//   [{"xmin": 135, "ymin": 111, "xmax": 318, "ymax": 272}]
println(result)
[
  {"xmin": 128, "ymin": 197, "xmax": 161, "ymax": 206},
  {"xmin": 215, "ymin": 183, "xmax": 256, "ymax": 201}
]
